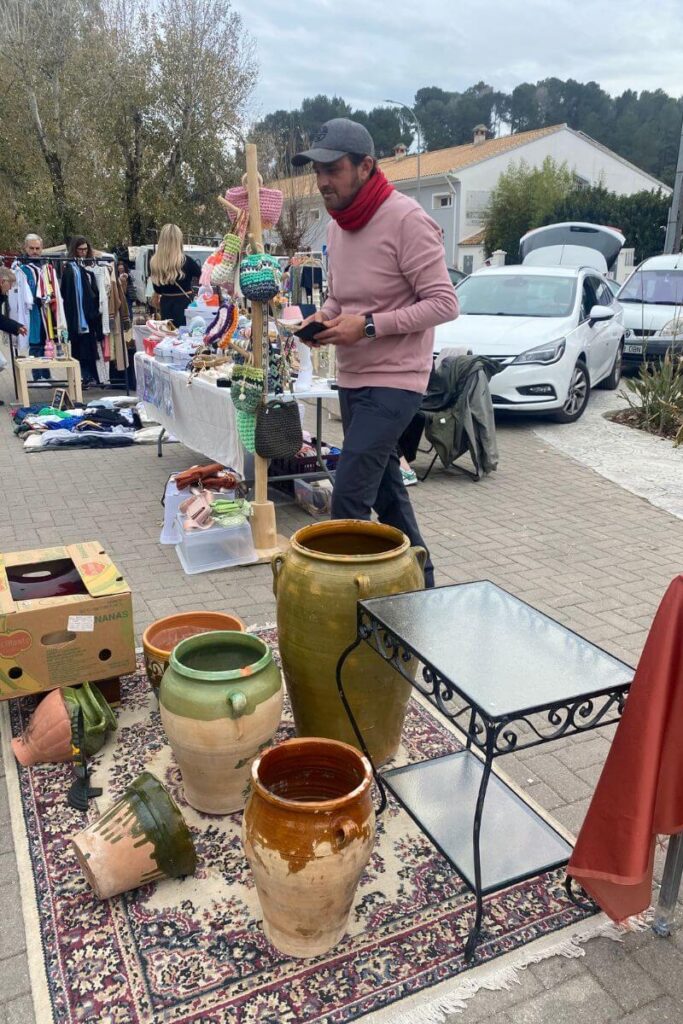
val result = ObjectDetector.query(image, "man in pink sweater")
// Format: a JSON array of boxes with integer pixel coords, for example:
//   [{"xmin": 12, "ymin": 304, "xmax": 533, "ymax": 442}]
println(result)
[{"xmin": 293, "ymin": 119, "xmax": 458, "ymax": 587}]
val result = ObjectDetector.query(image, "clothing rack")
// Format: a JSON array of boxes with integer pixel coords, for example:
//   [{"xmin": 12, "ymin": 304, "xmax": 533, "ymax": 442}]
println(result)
[{"xmin": 2, "ymin": 253, "xmax": 131, "ymax": 400}]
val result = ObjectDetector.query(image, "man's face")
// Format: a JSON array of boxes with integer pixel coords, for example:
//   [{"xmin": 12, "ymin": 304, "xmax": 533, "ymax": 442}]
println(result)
[
  {"xmin": 313, "ymin": 155, "xmax": 374, "ymax": 211},
  {"xmin": 24, "ymin": 239, "xmax": 42, "ymax": 257}
]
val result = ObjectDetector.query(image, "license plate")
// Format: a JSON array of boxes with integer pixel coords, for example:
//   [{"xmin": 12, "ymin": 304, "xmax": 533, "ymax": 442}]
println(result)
[{"xmin": 624, "ymin": 343, "xmax": 643, "ymax": 355}]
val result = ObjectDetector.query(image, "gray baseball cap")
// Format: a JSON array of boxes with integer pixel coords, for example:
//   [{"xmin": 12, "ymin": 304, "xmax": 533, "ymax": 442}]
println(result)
[{"xmin": 292, "ymin": 118, "xmax": 375, "ymax": 166}]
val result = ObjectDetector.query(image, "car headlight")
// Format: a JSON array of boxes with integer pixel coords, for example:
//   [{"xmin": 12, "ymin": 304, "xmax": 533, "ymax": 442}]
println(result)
[
  {"xmin": 624, "ymin": 329, "xmax": 633, "ymax": 339},
  {"xmin": 657, "ymin": 318, "xmax": 683, "ymax": 339},
  {"xmin": 512, "ymin": 338, "xmax": 566, "ymax": 365}
]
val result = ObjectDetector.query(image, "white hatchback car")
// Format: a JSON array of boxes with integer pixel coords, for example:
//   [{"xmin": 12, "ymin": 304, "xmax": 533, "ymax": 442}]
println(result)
[{"xmin": 435, "ymin": 225, "xmax": 625, "ymax": 422}]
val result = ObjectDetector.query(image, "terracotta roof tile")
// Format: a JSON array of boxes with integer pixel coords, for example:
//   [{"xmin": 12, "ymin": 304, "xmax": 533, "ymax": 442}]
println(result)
[
  {"xmin": 273, "ymin": 124, "xmax": 566, "ymax": 197},
  {"xmin": 459, "ymin": 229, "xmax": 486, "ymax": 246}
]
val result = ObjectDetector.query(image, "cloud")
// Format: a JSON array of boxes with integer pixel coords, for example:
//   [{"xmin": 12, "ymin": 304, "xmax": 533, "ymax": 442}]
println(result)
[{"xmin": 234, "ymin": 0, "xmax": 683, "ymax": 120}]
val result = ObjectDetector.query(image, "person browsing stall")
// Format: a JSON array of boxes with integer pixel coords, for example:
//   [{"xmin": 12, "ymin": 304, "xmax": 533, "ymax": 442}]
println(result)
[
  {"xmin": 150, "ymin": 224, "xmax": 200, "ymax": 328},
  {"xmin": 0, "ymin": 267, "xmax": 28, "ymax": 406},
  {"xmin": 293, "ymin": 119, "xmax": 458, "ymax": 588}
]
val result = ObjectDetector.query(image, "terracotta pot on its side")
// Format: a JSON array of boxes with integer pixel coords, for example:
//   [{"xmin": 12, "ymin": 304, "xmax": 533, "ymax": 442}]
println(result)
[
  {"xmin": 142, "ymin": 611, "xmax": 245, "ymax": 693},
  {"xmin": 11, "ymin": 689, "xmax": 73, "ymax": 767},
  {"xmin": 160, "ymin": 631, "xmax": 282, "ymax": 814},
  {"xmin": 242, "ymin": 737, "xmax": 375, "ymax": 958},
  {"xmin": 71, "ymin": 771, "xmax": 197, "ymax": 899},
  {"xmin": 11, "ymin": 682, "xmax": 117, "ymax": 767},
  {"xmin": 273, "ymin": 520, "xmax": 426, "ymax": 764}
]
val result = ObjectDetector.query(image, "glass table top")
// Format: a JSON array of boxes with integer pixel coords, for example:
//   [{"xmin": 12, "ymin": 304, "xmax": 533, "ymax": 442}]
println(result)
[{"xmin": 361, "ymin": 582, "xmax": 634, "ymax": 719}]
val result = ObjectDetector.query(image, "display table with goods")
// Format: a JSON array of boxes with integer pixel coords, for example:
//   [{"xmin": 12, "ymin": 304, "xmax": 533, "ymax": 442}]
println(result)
[
  {"xmin": 336, "ymin": 580, "xmax": 636, "ymax": 960},
  {"xmin": 135, "ymin": 350, "xmax": 340, "ymax": 481}
]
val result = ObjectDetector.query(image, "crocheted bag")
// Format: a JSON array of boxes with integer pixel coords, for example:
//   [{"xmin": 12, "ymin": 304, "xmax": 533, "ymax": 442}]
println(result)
[
  {"xmin": 235, "ymin": 409, "xmax": 257, "ymax": 453},
  {"xmin": 211, "ymin": 212, "xmax": 247, "ymax": 288},
  {"xmin": 230, "ymin": 365, "xmax": 264, "ymax": 413},
  {"xmin": 254, "ymin": 399, "xmax": 303, "ymax": 460},
  {"xmin": 239, "ymin": 253, "xmax": 282, "ymax": 302},
  {"xmin": 225, "ymin": 176, "xmax": 283, "ymax": 228}
]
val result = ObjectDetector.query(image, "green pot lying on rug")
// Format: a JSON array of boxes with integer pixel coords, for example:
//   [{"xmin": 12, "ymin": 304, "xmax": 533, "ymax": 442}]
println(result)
[
  {"xmin": 11, "ymin": 681, "xmax": 117, "ymax": 767},
  {"xmin": 71, "ymin": 771, "xmax": 197, "ymax": 900}
]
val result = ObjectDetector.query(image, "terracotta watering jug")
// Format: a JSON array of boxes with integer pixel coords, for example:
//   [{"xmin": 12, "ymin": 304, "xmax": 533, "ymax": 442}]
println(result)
[
  {"xmin": 160, "ymin": 631, "xmax": 282, "ymax": 814},
  {"xmin": 273, "ymin": 520, "xmax": 426, "ymax": 763},
  {"xmin": 71, "ymin": 771, "xmax": 196, "ymax": 899},
  {"xmin": 242, "ymin": 737, "xmax": 375, "ymax": 958}
]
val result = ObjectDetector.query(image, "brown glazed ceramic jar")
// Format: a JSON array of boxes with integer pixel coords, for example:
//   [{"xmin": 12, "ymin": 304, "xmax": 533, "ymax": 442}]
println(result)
[{"xmin": 242, "ymin": 737, "xmax": 375, "ymax": 959}]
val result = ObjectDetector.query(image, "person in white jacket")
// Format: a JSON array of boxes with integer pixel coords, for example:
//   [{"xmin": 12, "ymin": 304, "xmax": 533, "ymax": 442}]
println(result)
[{"xmin": 0, "ymin": 267, "xmax": 28, "ymax": 405}]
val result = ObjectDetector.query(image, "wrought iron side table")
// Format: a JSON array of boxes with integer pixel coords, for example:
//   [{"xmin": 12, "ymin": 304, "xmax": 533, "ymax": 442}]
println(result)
[{"xmin": 335, "ymin": 581, "xmax": 635, "ymax": 960}]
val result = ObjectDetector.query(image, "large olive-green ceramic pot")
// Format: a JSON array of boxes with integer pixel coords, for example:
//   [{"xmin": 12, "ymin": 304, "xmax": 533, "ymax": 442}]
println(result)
[
  {"xmin": 272, "ymin": 520, "xmax": 426, "ymax": 764},
  {"xmin": 159, "ymin": 631, "xmax": 283, "ymax": 814}
]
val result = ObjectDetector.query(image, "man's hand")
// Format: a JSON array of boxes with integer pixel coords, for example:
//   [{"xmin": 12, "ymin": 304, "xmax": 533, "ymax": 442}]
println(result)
[
  {"xmin": 317, "ymin": 314, "xmax": 366, "ymax": 347},
  {"xmin": 297, "ymin": 310, "xmax": 328, "ymax": 348},
  {"xmin": 17, "ymin": 326, "xmax": 27, "ymax": 336}
]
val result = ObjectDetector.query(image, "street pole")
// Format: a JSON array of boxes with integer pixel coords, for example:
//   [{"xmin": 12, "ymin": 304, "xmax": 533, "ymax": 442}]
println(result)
[
  {"xmin": 385, "ymin": 99, "xmax": 422, "ymax": 204},
  {"xmin": 664, "ymin": 110, "xmax": 683, "ymax": 255}
]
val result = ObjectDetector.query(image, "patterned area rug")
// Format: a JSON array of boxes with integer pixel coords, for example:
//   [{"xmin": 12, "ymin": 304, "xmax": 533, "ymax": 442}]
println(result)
[{"xmin": 1, "ymin": 628, "xmax": 607, "ymax": 1024}]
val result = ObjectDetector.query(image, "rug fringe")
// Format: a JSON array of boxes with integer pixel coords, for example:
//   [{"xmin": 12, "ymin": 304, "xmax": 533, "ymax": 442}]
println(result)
[{"xmin": 369, "ymin": 912, "xmax": 653, "ymax": 1024}]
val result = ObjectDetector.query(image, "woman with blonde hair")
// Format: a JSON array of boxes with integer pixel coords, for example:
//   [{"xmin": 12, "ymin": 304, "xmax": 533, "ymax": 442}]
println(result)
[{"xmin": 150, "ymin": 224, "xmax": 200, "ymax": 327}]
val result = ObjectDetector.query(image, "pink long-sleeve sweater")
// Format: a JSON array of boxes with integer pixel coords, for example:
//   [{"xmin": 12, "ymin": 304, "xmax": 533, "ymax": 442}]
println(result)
[{"xmin": 321, "ymin": 191, "xmax": 459, "ymax": 392}]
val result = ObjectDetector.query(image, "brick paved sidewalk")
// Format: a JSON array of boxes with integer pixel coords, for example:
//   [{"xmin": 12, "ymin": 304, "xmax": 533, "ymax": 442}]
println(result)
[{"xmin": 1, "ymin": 378, "xmax": 682, "ymax": 1023}]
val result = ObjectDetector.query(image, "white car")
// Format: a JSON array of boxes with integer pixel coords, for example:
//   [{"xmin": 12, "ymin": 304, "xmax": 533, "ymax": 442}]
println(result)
[
  {"xmin": 436, "ymin": 224, "xmax": 625, "ymax": 422},
  {"xmin": 617, "ymin": 253, "xmax": 683, "ymax": 367}
]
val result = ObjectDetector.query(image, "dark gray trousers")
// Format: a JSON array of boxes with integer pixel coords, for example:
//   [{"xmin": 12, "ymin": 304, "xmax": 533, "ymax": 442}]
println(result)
[{"xmin": 331, "ymin": 386, "xmax": 434, "ymax": 587}]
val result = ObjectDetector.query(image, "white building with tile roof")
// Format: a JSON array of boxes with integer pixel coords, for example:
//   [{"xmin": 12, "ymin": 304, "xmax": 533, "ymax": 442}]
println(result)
[{"xmin": 272, "ymin": 123, "xmax": 670, "ymax": 272}]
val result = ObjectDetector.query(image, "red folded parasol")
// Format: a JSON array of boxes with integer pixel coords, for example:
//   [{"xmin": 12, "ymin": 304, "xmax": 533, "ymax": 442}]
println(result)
[{"xmin": 568, "ymin": 575, "xmax": 683, "ymax": 921}]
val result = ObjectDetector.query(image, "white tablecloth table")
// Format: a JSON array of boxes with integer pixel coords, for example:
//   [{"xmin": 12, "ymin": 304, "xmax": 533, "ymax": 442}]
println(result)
[{"xmin": 134, "ymin": 352, "xmax": 339, "ymax": 480}]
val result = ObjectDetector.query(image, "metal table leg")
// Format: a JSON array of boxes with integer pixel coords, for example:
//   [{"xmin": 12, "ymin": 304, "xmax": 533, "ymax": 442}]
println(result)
[
  {"xmin": 157, "ymin": 426, "xmax": 166, "ymax": 458},
  {"xmin": 464, "ymin": 731, "xmax": 495, "ymax": 962},
  {"xmin": 653, "ymin": 833, "xmax": 683, "ymax": 937},
  {"xmin": 313, "ymin": 398, "xmax": 334, "ymax": 481},
  {"xmin": 336, "ymin": 638, "xmax": 387, "ymax": 815}
]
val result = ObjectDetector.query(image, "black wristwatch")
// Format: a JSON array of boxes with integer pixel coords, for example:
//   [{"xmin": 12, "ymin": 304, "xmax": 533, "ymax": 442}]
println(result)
[{"xmin": 363, "ymin": 314, "xmax": 376, "ymax": 339}]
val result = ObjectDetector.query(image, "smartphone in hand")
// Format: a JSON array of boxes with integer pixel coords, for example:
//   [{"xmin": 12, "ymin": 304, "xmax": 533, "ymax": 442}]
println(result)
[{"xmin": 294, "ymin": 321, "xmax": 326, "ymax": 345}]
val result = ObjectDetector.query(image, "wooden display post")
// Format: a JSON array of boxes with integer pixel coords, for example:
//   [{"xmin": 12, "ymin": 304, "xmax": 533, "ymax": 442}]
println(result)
[{"xmin": 245, "ymin": 143, "xmax": 288, "ymax": 561}]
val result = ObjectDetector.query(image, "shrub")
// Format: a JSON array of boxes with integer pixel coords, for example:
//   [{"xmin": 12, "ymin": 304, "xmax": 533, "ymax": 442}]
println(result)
[{"xmin": 619, "ymin": 349, "xmax": 683, "ymax": 445}]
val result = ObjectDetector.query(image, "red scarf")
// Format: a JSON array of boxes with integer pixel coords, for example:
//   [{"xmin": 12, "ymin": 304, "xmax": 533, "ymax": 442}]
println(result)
[{"xmin": 329, "ymin": 169, "xmax": 394, "ymax": 231}]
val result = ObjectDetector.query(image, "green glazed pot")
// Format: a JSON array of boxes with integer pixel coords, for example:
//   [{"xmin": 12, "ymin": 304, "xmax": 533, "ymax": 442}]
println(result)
[
  {"xmin": 63, "ymin": 681, "xmax": 117, "ymax": 756},
  {"xmin": 71, "ymin": 770, "xmax": 196, "ymax": 899},
  {"xmin": 160, "ymin": 631, "xmax": 283, "ymax": 814},
  {"xmin": 273, "ymin": 519, "xmax": 426, "ymax": 765}
]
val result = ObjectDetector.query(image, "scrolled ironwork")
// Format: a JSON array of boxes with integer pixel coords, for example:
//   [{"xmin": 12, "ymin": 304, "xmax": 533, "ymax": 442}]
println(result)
[{"xmin": 492, "ymin": 689, "xmax": 628, "ymax": 754}]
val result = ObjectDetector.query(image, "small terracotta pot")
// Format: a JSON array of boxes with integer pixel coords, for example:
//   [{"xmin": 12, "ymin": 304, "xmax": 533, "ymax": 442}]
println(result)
[
  {"xmin": 71, "ymin": 771, "xmax": 197, "ymax": 899},
  {"xmin": 142, "ymin": 611, "xmax": 245, "ymax": 692},
  {"xmin": 242, "ymin": 737, "xmax": 375, "ymax": 958},
  {"xmin": 11, "ymin": 689, "xmax": 73, "ymax": 766}
]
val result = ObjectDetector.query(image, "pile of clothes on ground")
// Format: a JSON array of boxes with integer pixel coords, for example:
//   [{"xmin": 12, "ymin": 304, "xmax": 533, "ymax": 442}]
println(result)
[{"xmin": 11, "ymin": 396, "xmax": 174, "ymax": 452}]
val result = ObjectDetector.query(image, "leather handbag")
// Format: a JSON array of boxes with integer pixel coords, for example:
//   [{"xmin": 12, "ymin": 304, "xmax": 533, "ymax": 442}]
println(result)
[{"xmin": 254, "ymin": 399, "xmax": 303, "ymax": 459}]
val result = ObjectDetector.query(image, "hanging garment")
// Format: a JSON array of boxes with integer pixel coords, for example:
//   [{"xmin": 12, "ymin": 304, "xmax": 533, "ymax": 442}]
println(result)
[
  {"xmin": 7, "ymin": 265, "xmax": 32, "ymax": 354},
  {"xmin": 61, "ymin": 263, "xmax": 101, "ymax": 383}
]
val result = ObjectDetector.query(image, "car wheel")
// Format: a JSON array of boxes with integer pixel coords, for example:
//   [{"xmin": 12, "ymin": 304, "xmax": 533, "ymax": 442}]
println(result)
[
  {"xmin": 597, "ymin": 340, "xmax": 623, "ymax": 390},
  {"xmin": 552, "ymin": 360, "xmax": 590, "ymax": 423}
]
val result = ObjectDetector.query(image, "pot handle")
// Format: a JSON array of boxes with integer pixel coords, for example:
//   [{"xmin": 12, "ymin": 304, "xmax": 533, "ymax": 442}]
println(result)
[
  {"xmin": 411, "ymin": 545, "xmax": 428, "ymax": 580},
  {"xmin": 333, "ymin": 817, "xmax": 357, "ymax": 850},
  {"xmin": 227, "ymin": 690, "xmax": 248, "ymax": 719},
  {"xmin": 271, "ymin": 552, "xmax": 287, "ymax": 597},
  {"xmin": 354, "ymin": 573, "xmax": 371, "ymax": 598}
]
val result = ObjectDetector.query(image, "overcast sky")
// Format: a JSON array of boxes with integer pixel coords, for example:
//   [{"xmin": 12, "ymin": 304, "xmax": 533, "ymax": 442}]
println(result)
[{"xmin": 234, "ymin": 0, "xmax": 683, "ymax": 120}]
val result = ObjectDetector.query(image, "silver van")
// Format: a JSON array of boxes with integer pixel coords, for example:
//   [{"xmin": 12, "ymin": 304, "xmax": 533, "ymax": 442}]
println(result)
[{"xmin": 618, "ymin": 254, "xmax": 683, "ymax": 366}]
